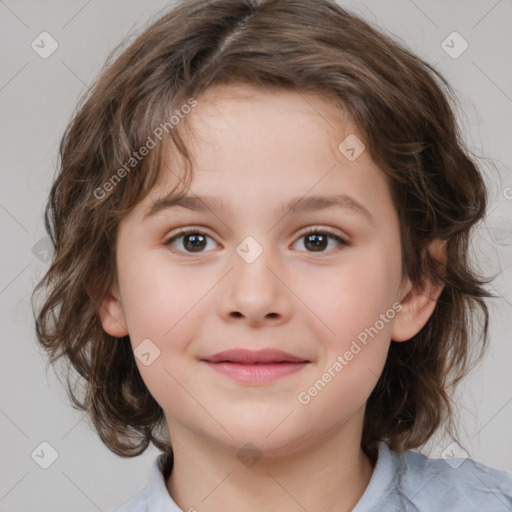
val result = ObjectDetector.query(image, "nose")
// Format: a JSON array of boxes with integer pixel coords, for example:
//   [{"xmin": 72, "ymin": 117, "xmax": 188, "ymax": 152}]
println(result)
[{"xmin": 217, "ymin": 244, "xmax": 293, "ymax": 328}]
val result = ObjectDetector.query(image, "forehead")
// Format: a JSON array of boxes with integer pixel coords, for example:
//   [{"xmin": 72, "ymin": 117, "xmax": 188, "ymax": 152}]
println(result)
[
  {"xmin": 139, "ymin": 84, "xmax": 394, "ymax": 225},
  {"xmin": 187, "ymin": 83, "xmax": 348, "ymax": 140}
]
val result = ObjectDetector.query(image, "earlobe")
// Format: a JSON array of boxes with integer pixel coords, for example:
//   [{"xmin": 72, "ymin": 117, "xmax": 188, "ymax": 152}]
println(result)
[
  {"xmin": 391, "ymin": 239, "xmax": 447, "ymax": 342},
  {"xmin": 98, "ymin": 288, "xmax": 129, "ymax": 337}
]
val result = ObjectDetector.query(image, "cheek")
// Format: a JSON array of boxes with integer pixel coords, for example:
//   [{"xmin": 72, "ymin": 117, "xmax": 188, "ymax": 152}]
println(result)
[
  {"xmin": 122, "ymin": 256, "xmax": 208, "ymax": 418},
  {"xmin": 118, "ymin": 249, "xmax": 195, "ymax": 340},
  {"xmin": 295, "ymin": 259, "xmax": 399, "ymax": 415},
  {"xmin": 297, "ymin": 251, "xmax": 401, "ymax": 408},
  {"xmin": 305, "ymin": 249, "xmax": 400, "ymax": 342},
  {"xmin": 119, "ymin": 251, "xmax": 212, "ymax": 389}
]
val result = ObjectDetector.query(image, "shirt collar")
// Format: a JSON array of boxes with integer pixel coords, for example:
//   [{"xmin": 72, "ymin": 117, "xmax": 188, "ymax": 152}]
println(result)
[
  {"xmin": 352, "ymin": 441, "xmax": 400, "ymax": 511},
  {"xmin": 147, "ymin": 450, "xmax": 181, "ymax": 511}
]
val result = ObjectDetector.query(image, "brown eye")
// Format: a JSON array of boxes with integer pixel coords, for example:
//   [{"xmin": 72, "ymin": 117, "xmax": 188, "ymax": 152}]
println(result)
[
  {"xmin": 164, "ymin": 229, "xmax": 217, "ymax": 254},
  {"xmin": 294, "ymin": 229, "xmax": 348, "ymax": 253}
]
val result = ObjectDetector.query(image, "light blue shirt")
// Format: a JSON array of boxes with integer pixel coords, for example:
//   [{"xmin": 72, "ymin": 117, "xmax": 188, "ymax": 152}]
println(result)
[{"xmin": 112, "ymin": 441, "xmax": 512, "ymax": 511}]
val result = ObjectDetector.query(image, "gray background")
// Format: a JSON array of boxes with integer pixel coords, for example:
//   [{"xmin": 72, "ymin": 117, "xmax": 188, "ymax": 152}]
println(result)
[{"xmin": 1, "ymin": 0, "xmax": 511, "ymax": 511}]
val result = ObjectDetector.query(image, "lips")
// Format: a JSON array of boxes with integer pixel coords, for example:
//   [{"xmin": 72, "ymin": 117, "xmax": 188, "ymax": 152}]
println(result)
[
  {"xmin": 201, "ymin": 349, "xmax": 310, "ymax": 384},
  {"xmin": 201, "ymin": 348, "xmax": 308, "ymax": 365}
]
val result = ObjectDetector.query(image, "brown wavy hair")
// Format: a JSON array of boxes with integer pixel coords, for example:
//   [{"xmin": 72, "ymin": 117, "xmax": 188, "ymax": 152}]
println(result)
[{"xmin": 32, "ymin": 0, "xmax": 496, "ymax": 459}]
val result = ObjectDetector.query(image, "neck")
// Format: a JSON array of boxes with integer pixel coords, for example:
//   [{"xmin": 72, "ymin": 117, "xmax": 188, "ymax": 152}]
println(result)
[{"xmin": 166, "ymin": 414, "xmax": 375, "ymax": 512}]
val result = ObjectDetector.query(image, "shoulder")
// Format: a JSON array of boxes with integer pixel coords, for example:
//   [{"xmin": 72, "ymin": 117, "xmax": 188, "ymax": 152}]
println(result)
[
  {"xmin": 398, "ymin": 447, "xmax": 512, "ymax": 511},
  {"xmin": 111, "ymin": 489, "xmax": 149, "ymax": 512},
  {"xmin": 110, "ymin": 451, "xmax": 176, "ymax": 512},
  {"xmin": 356, "ymin": 442, "xmax": 512, "ymax": 512}
]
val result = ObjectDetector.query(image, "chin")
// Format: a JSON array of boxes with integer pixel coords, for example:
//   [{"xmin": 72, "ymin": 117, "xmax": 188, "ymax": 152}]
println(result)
[{"xmin": 213, "ymin": 419, "xmax": 315, "ymax": 458}]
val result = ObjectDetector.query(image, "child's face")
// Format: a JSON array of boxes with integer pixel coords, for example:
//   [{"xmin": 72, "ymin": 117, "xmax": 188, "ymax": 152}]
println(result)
[{"xmin": 102, "ymin": 84, "xmax": 422, "ymax": 455}]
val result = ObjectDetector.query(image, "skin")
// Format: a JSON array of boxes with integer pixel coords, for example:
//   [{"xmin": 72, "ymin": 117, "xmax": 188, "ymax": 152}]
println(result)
[{"xmin": 100, "ymin": 84, "xmax": 446, "ymax": 512}]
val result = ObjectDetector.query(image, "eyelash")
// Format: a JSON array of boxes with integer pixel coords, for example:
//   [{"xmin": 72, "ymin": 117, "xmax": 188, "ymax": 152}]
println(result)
[{"xmin": 163, "ymin": 226, "xmax": 350, "ymax": 256}]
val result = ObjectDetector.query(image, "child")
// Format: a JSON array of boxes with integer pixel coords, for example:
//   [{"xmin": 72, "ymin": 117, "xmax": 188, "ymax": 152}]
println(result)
[{"xmin": 33, "ymin": 0, "xmax": 512, "ymax": 510}]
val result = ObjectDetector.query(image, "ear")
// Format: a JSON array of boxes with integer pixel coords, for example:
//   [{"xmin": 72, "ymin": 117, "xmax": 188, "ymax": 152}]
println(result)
[
  {"xmin": 98, "ymin": 287, "xmax": 129, "ymax": 337},
  {"xmin": 391, "ymin": 239, "xmax": 447, "ymax": 342}
]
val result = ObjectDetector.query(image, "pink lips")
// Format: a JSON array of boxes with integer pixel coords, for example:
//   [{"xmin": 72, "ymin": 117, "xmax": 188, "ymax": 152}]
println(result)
[{"xmin": 201, "ymin": 349, "xmax": 309, "ymax": 384}]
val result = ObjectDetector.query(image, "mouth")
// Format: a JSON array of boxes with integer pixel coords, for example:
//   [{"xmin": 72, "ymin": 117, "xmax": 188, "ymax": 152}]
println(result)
[{"xmin": 200, "ymin": 349, "xmax": 310, "ymax": 384}]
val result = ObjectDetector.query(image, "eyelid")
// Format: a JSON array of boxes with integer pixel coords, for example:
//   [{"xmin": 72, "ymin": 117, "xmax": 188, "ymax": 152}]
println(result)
[{"xmin": 296, "ymin": 225, "xmax": 349, "ymax": 241}]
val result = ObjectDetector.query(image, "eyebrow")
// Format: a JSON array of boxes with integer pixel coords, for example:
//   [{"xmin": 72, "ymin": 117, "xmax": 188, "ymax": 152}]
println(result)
[{"xmin": 144, "ymin": 192, "xmax": 374, "ymax": 224}]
